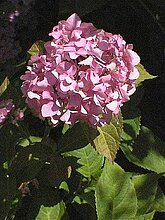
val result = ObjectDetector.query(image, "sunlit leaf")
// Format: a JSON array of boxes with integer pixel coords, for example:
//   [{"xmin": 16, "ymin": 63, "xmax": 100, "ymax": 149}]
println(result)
[
  {"xmin": 19, "ymin": 136, "xmax": 42, "ymax": 147},
  {"xmin": 136, "ymin": 64, "xmax": 157, "ymax": 86},
  {"xmin": 0, "ymin": 77, "xmax": 9, "ymax": 96},
  {"xmin": 66, "ymin": 144, "xmax": 104, "ymax": 179},
  {"xmin": 27, "ymin": 185, "xmax": 61, "ymax": 219},
  {"xmin": 121, "ymin": 126, "xmax": 165, "ymax": 174},
  {"xmin": 94, "ymin": 113, "xmax": 123, "ymax": 161},
  {"xmin": 36, "ymin": 202, "xmax": 66, "ymax": 220},
  {"xmin": 95, "ymin": 161, "xmax": 137, "ymax": 220},
  {"xmin": 28, "ymin": 40, "xmax": 45, "ymax": 56},
  {"xmin": 133, "ymin": 211, "xmax": 155, "ymax": 220}
]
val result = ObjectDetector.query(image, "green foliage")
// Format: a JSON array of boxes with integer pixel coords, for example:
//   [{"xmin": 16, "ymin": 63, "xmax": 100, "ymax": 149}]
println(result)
[
  {"xmin": 0, "ymin": 2, "xmax": 164, "ymax": 218},
  {"xmin": 133, "ymin": 211, "xmax": 155, "ymax": 220},
  {"xmin": 36, "ymin": 202, "xmax": 66, "ymax": 220},
  {"xmin": 121, "ymin": 86, "xmax": 143, "ymax": 142},
  {"xmin": 136, "ymin": 64, "xmax": 157, "ymax": 86},
  {"xmin": 0, "ymin": 76, "xmax": 9, "ymax": 96},
  {"xmin": 58, "ymin": 122, "xmax": 98, "ymax": 153},
  {"xmin": 28, "ymin": 40, "xmax": 45, "ymax": 56},
  {"xmin": 132, "ymin": 174, "xmax": 159, "ymax": 215},
  {"xmin": 19, "ymin": 136, "xmax": 42, "ymax": 147},
  {"xmin": 94, "ymin": 113, "xmax": 123, "ymax": 161},
  {"xmin": 95, "ymin": 161, "xmax": 137, "ymax": 220},
  {"xmin": 121, "ymin": 126, "xmax": 165, "ymax": 174},
  {"xmin": 65, "ymin": 144, "xmax": 104, "ymax": 179},
  {"xmin": 151, "ymin": 186, "xmax": 165, "ymax": 212}
]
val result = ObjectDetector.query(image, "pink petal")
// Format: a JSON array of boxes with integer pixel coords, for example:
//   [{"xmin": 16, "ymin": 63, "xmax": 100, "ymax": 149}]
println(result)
[
  {"xmin": 42, "ymin": 91, "xmax": 53, "ymax": 100},
  {"xmin": 60, "ymin": 110, "xmax": 71, "ymax": 122},
  {"xmin": 80, "ymin": 105, "xmax": 88, "ymax": 114},
  {"xmin": 106, "ymin": 100, "xmax": 118, "ymax": 111},
  {"xmin": 28, "ymin": 91, "xmax": 40, "ymax": 100},
  {"xmin": 75, "ymin": 38, "xmax": 86, "ymax": 47},
  {"xmin": 79, "ymin": 56, "xmax": 93, "ymax": 65},
  {"xmin": 98, "ymin": 40, "xmax": 108, "ymax": 50},
  {"xmin": 129, "ymin": 67, "xmax": 139, "ymax": 80},
  {"xmin": 45, "ymin": 72, "xmax": 57, "ymax": 85},
  {"xmin": 76, "ymin": 48, "xmax": 87, "ymax": 56},
  {"xmin": 128, "ymin": 49, "xmax": 140, "ymax": 66},
  {"xmin": 41, "ymin": 101, "xmax": 58, "ymax": 117},
  {"xmin": 69, "ymin": 52, "xmax": 79, "ymax": 59},
  {"xmin": 66, "ymin": 13, "xmax": 81, "ymax": 28},
  {"xmin": 60, "ymin": 82, "xmax": 71, "ymax": 92}
]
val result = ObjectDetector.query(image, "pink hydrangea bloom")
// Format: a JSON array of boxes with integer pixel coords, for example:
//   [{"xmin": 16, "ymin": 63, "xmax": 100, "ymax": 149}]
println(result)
[
  {"xmin": 0, "ymin": 99, "xmax": 14, "ymax": 124},
  {"xmin": 21, "ymin": 13, "xmax": 140, "ymax": 127}
]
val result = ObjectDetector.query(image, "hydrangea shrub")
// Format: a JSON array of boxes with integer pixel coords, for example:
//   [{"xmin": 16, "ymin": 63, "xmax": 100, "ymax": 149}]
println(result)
[{"xmin": 0, "ymin": 5, "xmax": 164, "ymax": 220}]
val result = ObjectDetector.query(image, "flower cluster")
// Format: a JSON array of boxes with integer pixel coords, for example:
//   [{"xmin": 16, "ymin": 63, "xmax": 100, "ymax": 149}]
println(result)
[
  {"xmin": 0, "ymin": 99, "xmax": 14, "ymax": 125},
  {"xmin": 21, "ymin": 13, "xmax": 140, "ymax": 127}
]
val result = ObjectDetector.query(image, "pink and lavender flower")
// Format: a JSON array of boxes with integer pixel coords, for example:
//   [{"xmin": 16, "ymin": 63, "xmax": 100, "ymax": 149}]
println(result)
[
  {"xmin": 0, "ymin": 99, "xmax": 15, "ymax": 125},
  {"xmin": 21, "ymin": 13, "xmax": 140, "ymax": 127}
]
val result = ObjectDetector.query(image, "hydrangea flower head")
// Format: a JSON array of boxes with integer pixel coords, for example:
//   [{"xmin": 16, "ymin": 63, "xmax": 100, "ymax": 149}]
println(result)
[{"xmin": 21, "ymin": 13, "xmax": 140, "ymax": 127}]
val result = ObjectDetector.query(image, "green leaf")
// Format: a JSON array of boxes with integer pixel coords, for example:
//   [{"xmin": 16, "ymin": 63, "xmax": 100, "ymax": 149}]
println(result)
[
  {"xmin": 132, "ymin": 174, "xmax": 159, "ymax": 215},
  {"xmin": 136, "ymin": 64, "xmax": 157, "ymax": 86},
  {"xmin": 121, "ymin": 88, "xmax": 142, "ymax": 142},
  {"xmin": 62, "ymin": 124, "xmax": 70, "ymax": 134},
  {"xmin": 0, "ymin": 77, "xmax": 9, "ymax": 96},
  {"xmin": 28, "ymin": 40, "xmax": 45, "ymax": 56},
  {"xmin": 66, "ymin": 144, "xmax": 104, "ymax": 179},
  {"xmin": 58, "ymin": 122, "xmax": 98, "ymax": 153},
  {"xmin": 121, "ymin": 126, "xmax": 165, "ymax": 174},
  {"xmin": 122, "ymin": 116, "xmax": 141, "ymax": 142},
  {"xmin": 78, "ymin": 190, "xmax": 95, "ymax": 208},
  {"xmin": 94, "ymin": 113, "xmax": 123, "ymax": 161},
  {"xmin": 26, "ymin": 184, "xmax": 62, "ymax": 219},
  {"xmin": 19, "ymin": 136, "xmax": 42, "ymax": 147},
  {"xmin": 133, "ymin": 211, "xmax": 155, "ymax": 220},
  {"xmin": 36, "ymin": 202, "xmax": 66, "ymax": 220},
  {"xmin": 150, "ymin": 186, "xmax": 165, "ymax": 212},
  {"xmin": 95, "ymin": 161, "xmax": 137, "ymax": 220}
]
